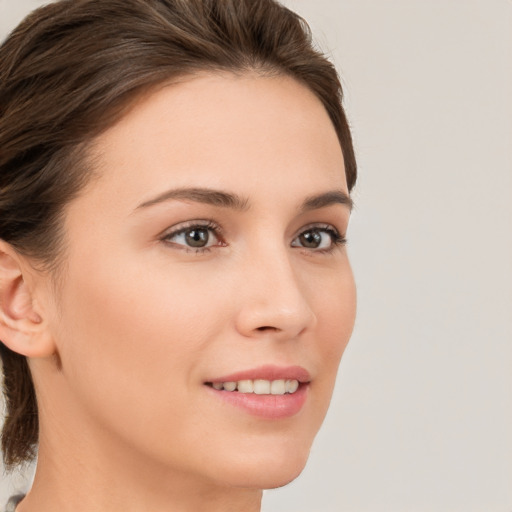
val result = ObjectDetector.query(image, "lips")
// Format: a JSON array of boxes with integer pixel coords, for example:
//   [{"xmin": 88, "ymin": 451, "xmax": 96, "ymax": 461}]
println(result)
[
  {"xmin": 206, "ymin": 364, "xmax": 311, "ymax": 384},
  {"xmin": 204, "ymin": 365, "xmax": 310, "ymax": 419}
]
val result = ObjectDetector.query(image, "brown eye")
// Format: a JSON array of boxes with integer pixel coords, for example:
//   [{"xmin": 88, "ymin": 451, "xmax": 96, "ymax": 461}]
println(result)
[
  {"xmin": 299, "ymin": 230, "xmax": 322, "ymax": 248},
  {"xmin": 291, "ymin": 226, "xmax": 344, "ymax": 252},
  {"xmin": 162, "ymin": 222, "xmax": 221, "ymax": 251},
  {"xmin": 184, "ymin": 228, "xmax": 209, "ymax": 247}
]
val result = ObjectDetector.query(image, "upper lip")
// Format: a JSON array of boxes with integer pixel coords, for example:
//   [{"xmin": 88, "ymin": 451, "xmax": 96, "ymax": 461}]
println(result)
[{"xmin": 206, "ymin": 365, "xmax": 311, "ymax": 384}]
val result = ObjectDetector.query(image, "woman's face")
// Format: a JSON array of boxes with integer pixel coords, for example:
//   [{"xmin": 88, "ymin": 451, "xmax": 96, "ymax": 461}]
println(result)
[{"xmin": 37, "ymin": 72, "xmax": 356, "ymax": 489}]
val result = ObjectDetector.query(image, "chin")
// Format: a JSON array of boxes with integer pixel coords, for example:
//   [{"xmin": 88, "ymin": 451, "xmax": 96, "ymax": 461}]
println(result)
[
  {"xmin": 216, "ymin": 443, "xmax": 311, "ymax": 490},
  {"xmin": 256, "ymin": 463, "xmax": 308, "ymax": 490}
]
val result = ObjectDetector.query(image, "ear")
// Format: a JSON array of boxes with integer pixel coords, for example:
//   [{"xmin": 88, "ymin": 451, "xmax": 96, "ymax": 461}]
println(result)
[{"xmin": 0, "ymin": 240, "xmax": 56, "ymax": 358}]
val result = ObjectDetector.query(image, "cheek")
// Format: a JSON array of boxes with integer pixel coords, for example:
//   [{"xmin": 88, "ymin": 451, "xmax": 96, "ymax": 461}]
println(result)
[
  {"xmin": 53, "ymin": 255, "xmax": 222, "ymax": 425},
  {"xmin": 316, "ymin": 263, "xmax": 356, "ymax": 358},
  {"xmin": 308, "ymin": 264, "xmax": 356, "ymax": 406},
  {"xmin": 50, "ymin": 256, "xmax": 239, "ymax": 481}
]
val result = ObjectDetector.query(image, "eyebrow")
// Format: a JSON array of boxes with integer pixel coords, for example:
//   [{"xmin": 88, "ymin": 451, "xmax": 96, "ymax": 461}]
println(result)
[
  {"xmin": 137, "ymin": 187, "xmax": 249, "ymax": 211},
  {"xmin": 136, "ymin": 187, "xmax": 353, "ymax": 212},
  {"xmin": 300, "ymin": 190, "xmax": 353, "ymax": 213}
]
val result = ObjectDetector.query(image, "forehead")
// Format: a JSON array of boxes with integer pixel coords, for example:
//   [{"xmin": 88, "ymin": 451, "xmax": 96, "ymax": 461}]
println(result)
[{"xmin": 82, "ymin": 72, "xmax": 347, "ymax": 210}]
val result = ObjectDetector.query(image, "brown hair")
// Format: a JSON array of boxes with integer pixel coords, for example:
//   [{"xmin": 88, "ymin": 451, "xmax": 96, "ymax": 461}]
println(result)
[{"xmin": 0, "ymin": 0, "xmax": 357, "ymax": 469}]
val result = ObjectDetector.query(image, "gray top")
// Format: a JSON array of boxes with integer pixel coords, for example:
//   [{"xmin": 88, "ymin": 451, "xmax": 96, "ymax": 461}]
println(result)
[{"xmin": 4, "ymin": 495, "xmax": 25, "ymax": 512}]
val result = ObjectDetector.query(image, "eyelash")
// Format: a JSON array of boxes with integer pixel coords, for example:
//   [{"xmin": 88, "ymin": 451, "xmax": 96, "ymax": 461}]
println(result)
[{"xmin": 160, "ymin": 220, "xmax": 346, "ymax": 255}]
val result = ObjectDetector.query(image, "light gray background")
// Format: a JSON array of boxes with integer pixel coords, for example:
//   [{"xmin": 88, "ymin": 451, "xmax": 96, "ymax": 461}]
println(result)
[{"xmin": 1, "ymin": 1, "xmax": 511, "ymax": 511}]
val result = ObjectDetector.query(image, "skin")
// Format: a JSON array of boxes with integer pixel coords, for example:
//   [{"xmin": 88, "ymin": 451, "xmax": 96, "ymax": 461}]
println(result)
[{"xmin": 1, "ymin": 72, "xmax": 356, "ymax": 512}]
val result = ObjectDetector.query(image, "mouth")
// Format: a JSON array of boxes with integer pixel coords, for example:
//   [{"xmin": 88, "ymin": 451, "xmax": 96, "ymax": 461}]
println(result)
[
  {"xmin": 204, "ymin": 365, "xmax": 310, "ymax": 419},
  {"xmin": 205, "ymin": 378, "xmax": 301, "ymax": 395}
]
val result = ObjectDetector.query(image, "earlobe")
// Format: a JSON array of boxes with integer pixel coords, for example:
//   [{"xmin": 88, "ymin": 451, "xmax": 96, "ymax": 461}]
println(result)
[{"xmin": 0, "ymin": 241, "xmax": 55, "ymax": 358}]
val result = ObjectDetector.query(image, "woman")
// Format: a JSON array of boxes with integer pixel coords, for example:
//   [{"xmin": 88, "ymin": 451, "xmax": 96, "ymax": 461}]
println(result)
[{"xmin": 0, "ymin": 0, "xmax": 357, "ymax": 510}]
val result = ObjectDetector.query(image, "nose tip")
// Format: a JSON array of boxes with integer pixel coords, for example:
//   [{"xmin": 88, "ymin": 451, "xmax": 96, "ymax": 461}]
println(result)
[{"xmin": 234, "ymin": 262, "xmax": 317, "ymax": 340}]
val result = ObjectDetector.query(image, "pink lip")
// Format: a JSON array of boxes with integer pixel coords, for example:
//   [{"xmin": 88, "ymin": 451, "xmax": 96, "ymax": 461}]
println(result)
[
  {"xmin": 207, "ymin": 365, "xmax": 311, "ymax": 384},
  {"xmin": 204, "ymin": 365, "xmax": 311, "ymax": 420}
]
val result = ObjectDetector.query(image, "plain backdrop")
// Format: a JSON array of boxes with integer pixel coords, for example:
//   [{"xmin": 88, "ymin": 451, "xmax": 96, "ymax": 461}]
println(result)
[{"xmin": 1, "ymin": 1, "xmax": 511, "ymax": 511}]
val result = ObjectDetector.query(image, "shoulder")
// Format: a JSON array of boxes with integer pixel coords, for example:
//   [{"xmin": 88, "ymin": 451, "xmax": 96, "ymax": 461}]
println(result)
[{"xmin": 3, "ymin": 494, "xmax": 25, "ymax": 512}]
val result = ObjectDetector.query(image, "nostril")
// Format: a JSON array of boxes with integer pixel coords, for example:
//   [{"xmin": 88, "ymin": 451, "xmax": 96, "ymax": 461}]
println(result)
[{"xmin": 256, "ymin": 326, "xmax": 279, "ymax": 332}]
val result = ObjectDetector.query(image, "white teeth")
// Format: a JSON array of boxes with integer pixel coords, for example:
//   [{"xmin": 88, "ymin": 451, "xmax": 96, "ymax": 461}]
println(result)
[
  {"xmin": 270, "ymin": 379, "xmax": 286, "ymax": 395},
  {"xmin": 254, "ymin": 379, "xmax": 270, "ymax": 395},
  {"xmin": 237, "ymin": 380, "xmax": 254, "ymax": 393},
  {"xmin": 285, "ymin": 379, "xmax": 299, "ymax": 393},
  {"xmin": 223, "ymin": 381, "xmax": 237, "ymax": 392},
  {"xmin": 210, "ymin": 379, "xmax": 300, "ymax": 395}
]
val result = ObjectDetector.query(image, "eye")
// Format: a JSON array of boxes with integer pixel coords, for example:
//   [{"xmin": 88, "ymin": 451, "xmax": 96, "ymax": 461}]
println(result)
[
  {"xmin": 291, "ymin": 225, "xmax": 345, "ymax": 252},
  {"xmin": 161, "ymin": 221, "xmax": 223, "ymax": 252}
]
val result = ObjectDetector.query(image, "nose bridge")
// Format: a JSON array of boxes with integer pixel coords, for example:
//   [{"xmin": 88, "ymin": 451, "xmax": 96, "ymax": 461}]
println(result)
[{"xmin": 235, "ymin": 237, "xmax": 316, "ymax": 339}]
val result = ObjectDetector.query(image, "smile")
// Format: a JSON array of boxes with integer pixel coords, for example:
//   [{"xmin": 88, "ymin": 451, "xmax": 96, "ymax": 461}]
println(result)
[
  {"xmin": 204, "ymin": 365, "xmax": 310, "ymax": 419},
  {"xmin": 207, "ymin": 379, "xmax": 300, "ymax": 395}
]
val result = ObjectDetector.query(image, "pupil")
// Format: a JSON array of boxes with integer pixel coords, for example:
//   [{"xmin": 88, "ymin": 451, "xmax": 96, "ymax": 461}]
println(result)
[
  {"xmin": 185, "ymin": 228, "xmax": 209, "ymax": 247},
  {"xmin": 300, "ymin": 230, "xmax": 321, "ymax": 248}
]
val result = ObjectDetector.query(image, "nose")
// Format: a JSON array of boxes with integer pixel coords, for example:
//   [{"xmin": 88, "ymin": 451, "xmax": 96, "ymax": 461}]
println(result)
[{"xmin": 234, "ymin": 247, "xmax": 317, "ymax": 341}]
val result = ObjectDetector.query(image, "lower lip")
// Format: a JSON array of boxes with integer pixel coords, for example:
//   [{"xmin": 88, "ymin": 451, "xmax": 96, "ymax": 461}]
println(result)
[{"xmin": 205, "ymin": 384, "xmax": 309, "ymax": 419}]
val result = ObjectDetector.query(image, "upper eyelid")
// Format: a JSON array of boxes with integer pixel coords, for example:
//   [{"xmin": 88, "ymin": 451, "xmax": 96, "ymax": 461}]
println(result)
[
  {"xmin": 161, "ymin": 221, "xmax": 342, "ymax": 238},
  {"xmin": 295, "ymin": 222, "xmax": 343, "ymax": 237},
  {"xmin": 160, "ymin": 219, "xmax": 222, "ymax": 238}
]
